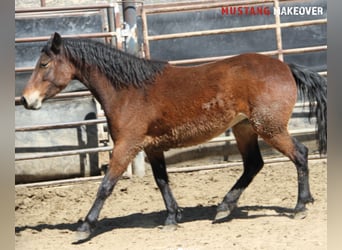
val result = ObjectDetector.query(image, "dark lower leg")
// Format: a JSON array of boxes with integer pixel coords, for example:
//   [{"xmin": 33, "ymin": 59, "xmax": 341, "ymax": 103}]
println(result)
[
  {"xmin": 157, "ymin": 180, "xmax": 182, "ymax": 225},
  {"xmin": 216, "ymin": 122, "xmax": 264, "ymax": 220},
  {"xmin": 77, "ymin": 172, "xmax": 118, "ymax": 238},
  {"xmin": 216, "ymin": 151, "xmax": 264, "ymax": 218},
  {"xmin": 260, "ymin": 131, "xmax": 314, "ymax": 213},
  {"xmin": 75, "ymin": 139, "xmax": 136, "ymax": 241},
  {"xmin": 292, "ymin": 138, "xmax": 314, "ymax": 212},
  {"xmin": 146, "ymin": 150, "xmax": 181, "ymax": 225}
]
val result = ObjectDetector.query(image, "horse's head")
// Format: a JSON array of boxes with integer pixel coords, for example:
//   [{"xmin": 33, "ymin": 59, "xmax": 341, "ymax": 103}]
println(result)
[{"xmin": 21, "ymin": 32, "xmax": 75, "ymax": 110}]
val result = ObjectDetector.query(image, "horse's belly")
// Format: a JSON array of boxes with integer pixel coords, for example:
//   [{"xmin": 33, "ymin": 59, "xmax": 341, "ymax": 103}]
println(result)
[{"xmin": 145, "ymin": 113, "xmax": 247, "ymax": 150}]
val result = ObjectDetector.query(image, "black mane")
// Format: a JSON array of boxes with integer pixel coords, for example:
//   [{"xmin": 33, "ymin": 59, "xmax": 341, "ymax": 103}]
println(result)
[{"xmin": 60, "ymin": 38, "xmax": 167, "ymax": 89}]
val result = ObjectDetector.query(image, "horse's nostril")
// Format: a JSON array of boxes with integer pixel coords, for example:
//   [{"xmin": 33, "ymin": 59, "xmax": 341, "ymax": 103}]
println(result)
[{"xmin": 20, "ymin": 96, "xmax": 28, "ymax": 108}]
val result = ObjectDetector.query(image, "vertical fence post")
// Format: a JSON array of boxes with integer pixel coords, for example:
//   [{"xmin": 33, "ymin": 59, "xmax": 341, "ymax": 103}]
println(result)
[
  {"xmin": 141, "ymin": 8, "xmax": 151, "ymax": 59},
  {"xmin": 122, "ymin": 0, "xmax": 139, "ymax": 54},
  {"xmin": 274, "ymin": 0, "xmax": 284, "ymax": 61},
  {"xmin": 122, "ymin": 0, "xmax": 145, "ymax": 177}
]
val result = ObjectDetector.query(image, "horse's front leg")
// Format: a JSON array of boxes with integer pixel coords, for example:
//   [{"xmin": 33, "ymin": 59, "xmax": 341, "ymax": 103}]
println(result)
[
  {"xmin": 145, "ymin": 150, "xmax": 182, "ymax": 228},
  {"xmin": 75, "ymin": 141, "xmax": 139, "ymax": 242}
]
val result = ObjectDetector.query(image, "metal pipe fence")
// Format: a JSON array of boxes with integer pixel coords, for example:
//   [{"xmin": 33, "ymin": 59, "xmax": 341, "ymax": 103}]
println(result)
[
  {"xmin": 15, "ymin": 1, "xmax": 327, "ymax": 178},
  {"xmin": 15, "ymin": 4, "xmax": 122, "ymax": 167},
  {"xmin": 14, "ymin": 100, "xmax": 317, "ymax": 161},
  {"xmin": 140, "ymin": 0, "xmax": 327, "ymax": 62}
]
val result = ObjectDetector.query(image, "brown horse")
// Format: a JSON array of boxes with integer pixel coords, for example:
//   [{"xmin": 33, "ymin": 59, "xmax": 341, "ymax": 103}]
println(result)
[{"xmin": 21, "ymin": 32, "xmax": 327, "ymax": 241}]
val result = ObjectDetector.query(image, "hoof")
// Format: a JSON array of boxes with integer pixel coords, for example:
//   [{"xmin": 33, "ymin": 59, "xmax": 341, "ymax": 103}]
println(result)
[
  {"xmin": 293, "ymin": 200, "xmax": 311, "ymax": 220},
  {"xmin": 74, "ymin": 230, "xmax": 91, "ymax": 243},
  {"xmin": 164, "ymin": 208, "xmax": 183, "ymax": 226},
  {"xmin": 213, "ymin": 210, "xmax": 231, "ymax": 223},
  {"xmin": 159, "ymin": 224, "xmax": 180, "ymax": 231},
  {"xmin": 73, "ymin": 220, "xmax": 94, "ymax": 243},
  {"xmin": 293, "ymin": 209, "xmax": 308, "ymax": 220}
]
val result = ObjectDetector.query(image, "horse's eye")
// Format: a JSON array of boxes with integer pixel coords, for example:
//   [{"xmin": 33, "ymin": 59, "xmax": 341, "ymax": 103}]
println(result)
[{"xmin": 40, "ymin": 61, "xmax": 50, "ymax": 68}]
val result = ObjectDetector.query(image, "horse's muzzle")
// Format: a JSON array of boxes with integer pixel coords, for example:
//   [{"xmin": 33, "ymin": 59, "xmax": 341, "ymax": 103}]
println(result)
[{"xmin": 20, "ymin": 95, "xmax": 42, "ymax": 110}]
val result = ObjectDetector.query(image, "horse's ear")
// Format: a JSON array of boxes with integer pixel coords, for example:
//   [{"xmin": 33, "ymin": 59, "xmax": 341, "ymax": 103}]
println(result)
[{"xmin": 50, "ymin": 32, "xmax": 62, "ymax": 54}]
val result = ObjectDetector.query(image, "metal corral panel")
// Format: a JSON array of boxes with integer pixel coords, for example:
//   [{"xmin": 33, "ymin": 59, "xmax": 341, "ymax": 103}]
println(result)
[
  {"xmin": 140, "ymin": 0, "xmax": 326, "ymax": 167},
  {"xmin": 15, "ymin": 97, "xmax": 99, "ymax": 183},
  {"xmin": 15, "ymin": 11, "xmax": 105, "ymax": 183},
  {"xmin": 140, "ymin": 0, "xmax": 327, "ymax": 71}
]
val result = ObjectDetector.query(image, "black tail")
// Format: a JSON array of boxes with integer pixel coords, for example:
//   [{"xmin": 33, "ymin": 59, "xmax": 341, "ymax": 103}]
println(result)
[{"xmin": 288, "ymin": 63, "xmax": 327, "ymax": 155}]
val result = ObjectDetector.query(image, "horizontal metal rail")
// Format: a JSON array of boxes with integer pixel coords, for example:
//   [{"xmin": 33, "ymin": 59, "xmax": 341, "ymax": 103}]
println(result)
[
  {"xmin": 15, "ymin": 127, "xmax": 316, "ymax": 161},
  {"xmin": 15, "ymin": 3, "xmax": 117, "ymax": 14},
  {"xmin": 142, "ymin": 0, "xmax": 317, "ymax": 14},
  {"xmin": 169, "ymin": 45, "xmax": 327, "ymax": 65},
  {"xmin": 142, "ymin": 0, "xmax": 275, "ymax": 14},
  {"xmin": 210, "ymin": 128, "xmax": 317, "ymax": 143},
  {"xmin": 15, "ymin": 118, "xmax": 107, "ymax": 132},
  {"xmin": 15, "ymin": 154, "xmax": 326, "ymax": 188},
  {"xmin": 15, "ymin": 32, "xmax": 118, "ymax": 43},
  {"xmin": 15, "ymin": 146, "xmax": 113, "ymax": 161},
  {"xmin": 15, "ymin": 91, "xmax": 92, "ymax": 104},
  {"xmin": 16, "ymin": 1, "xmax": 144, "ymax": 14},
  {"xmin": 14, "ymin": 44, "xmax": 327, "ymax": 73},
  {"xmin": 167, "ymin": 154, "xmax": 325, "ymax": 173},
  {"xmin": 146, "ymin": 19, "xmax": 327, "ymax": 41}
]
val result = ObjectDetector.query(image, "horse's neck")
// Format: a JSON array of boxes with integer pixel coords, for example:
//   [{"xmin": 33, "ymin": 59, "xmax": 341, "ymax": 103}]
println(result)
[{"xmin": 74, "ymin": 65, "xmax": 118, "ymax": 110}]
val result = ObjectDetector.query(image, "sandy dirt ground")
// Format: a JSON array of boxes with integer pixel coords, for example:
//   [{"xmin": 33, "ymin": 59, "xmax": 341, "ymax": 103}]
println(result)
[{"xmin": 15, "ymin": 158, "xmax": 327, "ymax": 250}]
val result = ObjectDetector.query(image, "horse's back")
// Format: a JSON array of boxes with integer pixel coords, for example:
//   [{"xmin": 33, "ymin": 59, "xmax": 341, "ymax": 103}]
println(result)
[{"xmin": 161, "ymin": 53, "xmax": 297, "ymax": 114}]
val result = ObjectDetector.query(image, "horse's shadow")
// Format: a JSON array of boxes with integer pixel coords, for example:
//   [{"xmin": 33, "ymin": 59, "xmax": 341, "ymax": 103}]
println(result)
[{"xmin": 15, "ymin": 204, "xmax": 295, "ymax": 242}]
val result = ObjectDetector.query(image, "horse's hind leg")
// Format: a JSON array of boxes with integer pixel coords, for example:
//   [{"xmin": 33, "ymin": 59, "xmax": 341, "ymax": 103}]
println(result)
[
  {"xmin": 259, "ymin": 131, "xmax": 314, "ymax": 214},
  {"xmin": 145, "ymin": 150, "xmax": 182, "ymax": 227},
  {"xmin": 215, "ymin": 120, "xmax": 264, "ymax": 221}
]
